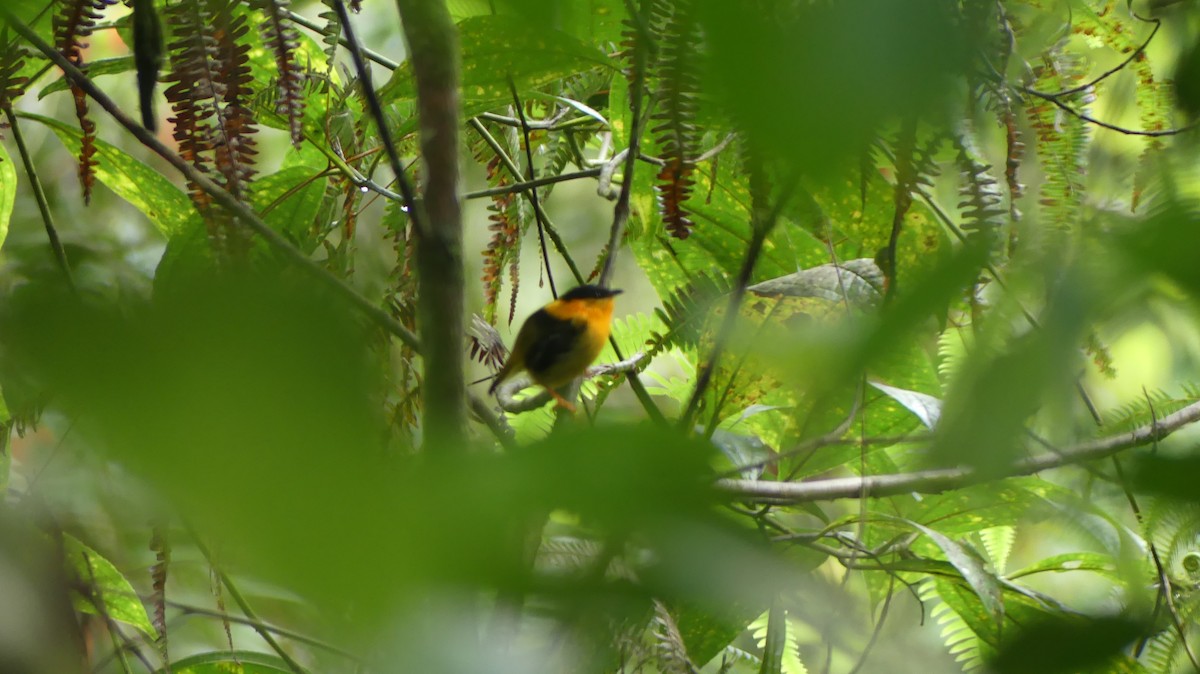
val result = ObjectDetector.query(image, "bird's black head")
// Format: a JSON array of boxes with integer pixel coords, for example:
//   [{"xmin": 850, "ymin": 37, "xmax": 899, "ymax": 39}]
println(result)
[{"xmin": 560, "ymin": 285, "xmax": 623, "ymax": 301}]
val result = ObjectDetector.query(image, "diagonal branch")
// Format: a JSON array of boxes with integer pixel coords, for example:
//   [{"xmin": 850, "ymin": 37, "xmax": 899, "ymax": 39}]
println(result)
[
  {"xmin": 718, "ymin": 399, "xmax": 1200, "ymax": 503},
  {"xmin": 2, "ymin": 9, "xmax": 511, "ymax": 448}
]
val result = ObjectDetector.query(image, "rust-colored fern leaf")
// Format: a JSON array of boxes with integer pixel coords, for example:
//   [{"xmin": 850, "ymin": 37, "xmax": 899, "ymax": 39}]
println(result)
[
  {"xmin": 255, "ymin": 0, "xmax": 306, "ymax": 147},
  {"xmin": 0, "ymin": 41, "xmax": 30, "ymax": 135},
  {"xmin": 211, "ymin": 2, "xmax": 258, "ymax": 203},
  {"xmin": 478, "ymin": 153, "xmax": 522, "ymax": 325},
  {"xmin": 163, "ymin": 0, "xmax": 220, "ymax": 212},
  {"xmin": 648, "ymin": 0, "xmax": 701, "ymax": 239},
  {"xmin": 53, "ymin": 0, "xmax": 116, "ymax": 204}
]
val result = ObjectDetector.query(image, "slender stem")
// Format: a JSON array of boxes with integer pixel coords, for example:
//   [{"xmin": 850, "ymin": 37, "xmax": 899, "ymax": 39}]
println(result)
[
  {"xmin": 465, "ymin": 167, "xmax": 603, "ymax": 200},
  {"xmin": 592, "ymin": 0, "xmax": 664, "ymax": 424},
  {"xmin": 718, "ymin": 399, "xmax": 1200, "ymax": 503},
  {"xmin": 190, "ymin": 532, "xmax": 308, "ymax": 674},
  {"xmin": 679, "ymin": 171, "xmax": 794, "ymax": 429},
  {"xmin": 284, "ymin": 8, "xmax": 400, "ymax": 69},
  {"xmin": 508, "ymin": 80, "xmax": 556, "ymax": 298},
  {"xmin": 168, "ymin": 600, "xmax": 359, "ymax": 661},
  {"xmin": 3, "ymin": 107, "xmax": 74, "ymax": 289},
  {"xmin": 331, "ymin": 0, "xmax": 423, "ymax": 234},
  {"xmin": 468, "ymin": 117, "xmax": 586, "ymax": 283}
]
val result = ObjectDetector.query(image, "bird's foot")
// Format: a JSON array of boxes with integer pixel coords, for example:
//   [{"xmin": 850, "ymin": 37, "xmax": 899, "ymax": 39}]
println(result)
[{"xmin": 548, "ymin": 389, "xmax": 577, "ymax": 414}]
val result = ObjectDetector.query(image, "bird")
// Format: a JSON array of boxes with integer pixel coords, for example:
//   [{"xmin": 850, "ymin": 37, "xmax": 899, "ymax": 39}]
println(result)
[{"xmin": 488, "ymin": 285, "xmax": 622, "ymax": 412}]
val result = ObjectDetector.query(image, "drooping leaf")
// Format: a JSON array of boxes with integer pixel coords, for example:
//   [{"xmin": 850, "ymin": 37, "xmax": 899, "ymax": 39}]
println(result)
[
  {"xmin": 65, "ymin": 535, "xmax": 159, "ymax": 640},
  {"xmin": 21, "ymin": 111, "xmax": 192, "ymax": 236}
]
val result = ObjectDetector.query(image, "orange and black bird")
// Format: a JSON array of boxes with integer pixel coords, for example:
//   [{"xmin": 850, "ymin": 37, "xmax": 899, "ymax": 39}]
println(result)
[{"xmin": 489, "ymin": 285, "xmax": 622, "ymax": 412}]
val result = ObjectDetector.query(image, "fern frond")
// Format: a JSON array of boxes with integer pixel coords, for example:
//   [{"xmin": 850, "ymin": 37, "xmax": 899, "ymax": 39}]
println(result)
[
  {"xmin": 953, "ymin": 131, "xmax": 1006, "ymax": 244},
  {"xmin": 648, "ymin": 0, "xmax": 701, "ymax": 239},
  {"xmin": 654, "ymin": 601, "xmax": 699, "ymax": 674},
  {"xmin": 1099, "ymin": 388, "xmax": 1200, "ymax": 435},
  {"xmin": 53, "ymin": 0, "xmax": 117, "ymax": 204},
  {"xmin": 924, "ymin": 579, "xmax": 987, "ymax": 671},
  {"xmin": 253, "ymin": 0, "xmax": 306, "ymax": 147},
  {"xmin": 0, "ymin": 38, "xmax": 30, "ymax": 133},
  {"xmin": 1025, "ymin": 50, "xmax": 1089, "ymax": 238}
]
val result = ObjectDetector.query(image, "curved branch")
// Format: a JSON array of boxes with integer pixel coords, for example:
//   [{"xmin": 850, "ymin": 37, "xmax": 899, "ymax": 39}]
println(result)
[{"xmin": 718, "ymin": 400, "xmax": 1200, "ymax": 503}]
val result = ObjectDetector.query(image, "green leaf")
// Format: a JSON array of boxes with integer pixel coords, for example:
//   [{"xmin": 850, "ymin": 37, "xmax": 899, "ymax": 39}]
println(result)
[
  {"xmin": 160, "ymin": 650, "xmax": 295, "ymax": 674},
  {"xmin": 19, "ymin": 112, "xmax": 192, "ymax": 237},
  {"xmin": 748, "ymin": 258, "xmax": 885, "ymax": 307},
  {"xmin": 380, "ymin": 15, "xmax": 614, "ymax": 104},
  {"xmin": 906, "ymin": 520, "xmax": 1004, "ymax": 628},
  {"xmin": 38, "ymin": 56, "xmax": 135, "ymax": 99},
  {"xmin": 1006, "ymin": 552, "xmax": 1119, "ymax": 581},
  {"xmin": 253, "ymin": 167, "xmax": 328, "ymax": 249},
  {"xmin": 65, "ymin": 535, "xmax": 159, "ymax": 640},
  {"xmin": 0, "ymin": 138, "xmax": 14, "ymax": 251},
  {"xmin": 869, "ymin": 380, "xmax": 942, "ymax": 429}
]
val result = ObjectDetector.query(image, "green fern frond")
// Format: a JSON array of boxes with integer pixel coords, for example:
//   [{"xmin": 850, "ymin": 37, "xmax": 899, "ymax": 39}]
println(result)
[
  {"xmin": 1099, "ymin": 388, "xmax": 1200, "ymax": 435},
  {"xmin": 924, "ymin": 579, "xmax": 987, "ymax": 672}
]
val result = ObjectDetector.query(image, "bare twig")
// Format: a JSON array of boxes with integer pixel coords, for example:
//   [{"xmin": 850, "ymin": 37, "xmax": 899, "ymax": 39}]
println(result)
[
  {"xmin": 719, "ymin": 399, "xmax": 1200, "ymax": 503},
  {"xmin": 493, "ymin": 353, "xmax": 645, "ymax": 413},
  {"xmin": 167, "ymin": 600, "xmax": 360, "ymax": 661},
  {"xmin": 508, "ymin": 80, "xmax": 556, "ymax": 298},
  {"xmin": 3, "ymin": 107, "xmax": 74, "ymax": 289},
  {"xmin": 190, "ymin": 532, "xmax": 307, "ymax": 674},
  {"xmin": 1021, "ymin": 86, "xmax": 1197, "ymax": 137},
  {"xmin": 465, "ymin": 167, "xmax": 603, "ymax": 200},
  {"xmin": 331, "ymin": 0, "xmax": 423, "ymax": 232}
]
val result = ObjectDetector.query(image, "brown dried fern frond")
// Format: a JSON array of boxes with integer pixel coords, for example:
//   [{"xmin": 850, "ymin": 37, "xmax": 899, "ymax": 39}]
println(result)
[
  {"xmin": 211, "ymin": 2, "xmax": 258, "ymax": 202},
  {"xmin": 54, "ymin": 0, "xmax": 117, "ymax": 204},
  {"xmin": 163, "ymin": 0, "xmax": 221, "ymax": 211},
  {"xmin": 0, "ymin": 41, "xmax": 30, "ymax": 135},
  {"xmin": 254, "ymin": 0, "xmax": 306, "ymax": 147}
]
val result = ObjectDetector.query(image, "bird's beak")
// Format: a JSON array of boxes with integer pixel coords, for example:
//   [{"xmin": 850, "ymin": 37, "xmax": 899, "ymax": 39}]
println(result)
[{"xmin": 608, "ymin": 288, "xmax": 624, "ymax": 297}]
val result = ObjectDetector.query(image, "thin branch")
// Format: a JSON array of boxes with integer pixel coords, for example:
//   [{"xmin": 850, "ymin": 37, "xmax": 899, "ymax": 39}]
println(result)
[
  {"xmin": 195, "ymin": 547, "xmax": 308, "ymax": 674},
  {"xmin": 1, "ymin": 10, "xmax": 510, "ymax": 444},
  {"xmin": 718, "ymin": 399, "xmax": 1200, "ymax": 503},
  {"xmin": 167, "ymin": 600, "xmax": 360, "ymax": 661},
  {"xmin": 4, "ymin": 107, "xmax": 74, "ymax": 289},
  {"xmin": 508, "ymin": 80, "xmax": 556, "ymax": 298},
  {"xmin": 464, "ymin": 167, "xmax": 602, "ymax": 200},
  {"xmin": 284, "ymin": 8, "xmax": 399, "ymax": 69},
  {"xmin": 331, "ymin": 0, "xmax": 423, "ymax": 233},
  {"xmin": 468, "ymin": 116, "xmax": 586, "ymax": 283},
  {"xmin": 493, "ymin": 353, "xmax": 645, "ymax": 413},
  {"xmin": 3, "ymin": 11, "xmax": 419, "ymax": 348},
  {"xmin": 1021, "ymin": 86, "xmax": 1197, "ymax": 137},
  {"xmin": 592, "ymin": 6, "xmax": 665, "ymax": 425},
  {"xmin": 679, "ymin": 173, "xmax": 797, "ymax": 428}
]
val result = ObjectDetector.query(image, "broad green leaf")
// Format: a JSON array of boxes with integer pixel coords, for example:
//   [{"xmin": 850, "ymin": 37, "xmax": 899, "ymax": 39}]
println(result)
[
  {"xmin": 20, "ymin": 112, "xmax": 192, "ymax": 237},
  {"xmin": 380, "ymin": 15, "xmax": 614, "ymax": 104},
  {"xmin": 65, "ymin": 535, "xmax": 158, "ymax": 640},
  {"xmin": 161, "ymin": 650, "xmax": 294, "ymax": 674},
  {"xmin": 748, "ymin": 258, "xmax": 885, "ymax": 307},
  {"xmin": 907, "ymin": 520, "xmax": 1003, "ymax": 628},
  {"xmin": 0, "ymin": 139, "xmax": 14, "ymax": 251},
  {"xmin": 1007, "ymin": 552, "xmax": 1120, "ymax": 581},
  {"xmin": 254, "ymin": 167, "xmax": 328, "ymax": 249},
  {"xmin": 38, "ymin": 56, "xmax": 135, "ymax": 99},
  {"xmin": 869, "ymin": 380, "xmax": 942, "ymax": 429}
]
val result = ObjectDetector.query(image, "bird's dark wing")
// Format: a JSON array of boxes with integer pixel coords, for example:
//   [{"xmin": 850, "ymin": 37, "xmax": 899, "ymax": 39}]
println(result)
[{"xmin": 523, "ymin": 309, "xmax": 586, "ymax": 377}]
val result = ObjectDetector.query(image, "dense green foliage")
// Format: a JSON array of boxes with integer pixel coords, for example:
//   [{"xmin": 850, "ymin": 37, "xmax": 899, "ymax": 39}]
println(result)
[{"xmin": 3, "ymin": 0, "xmax": 1200, "ymax": 673}]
